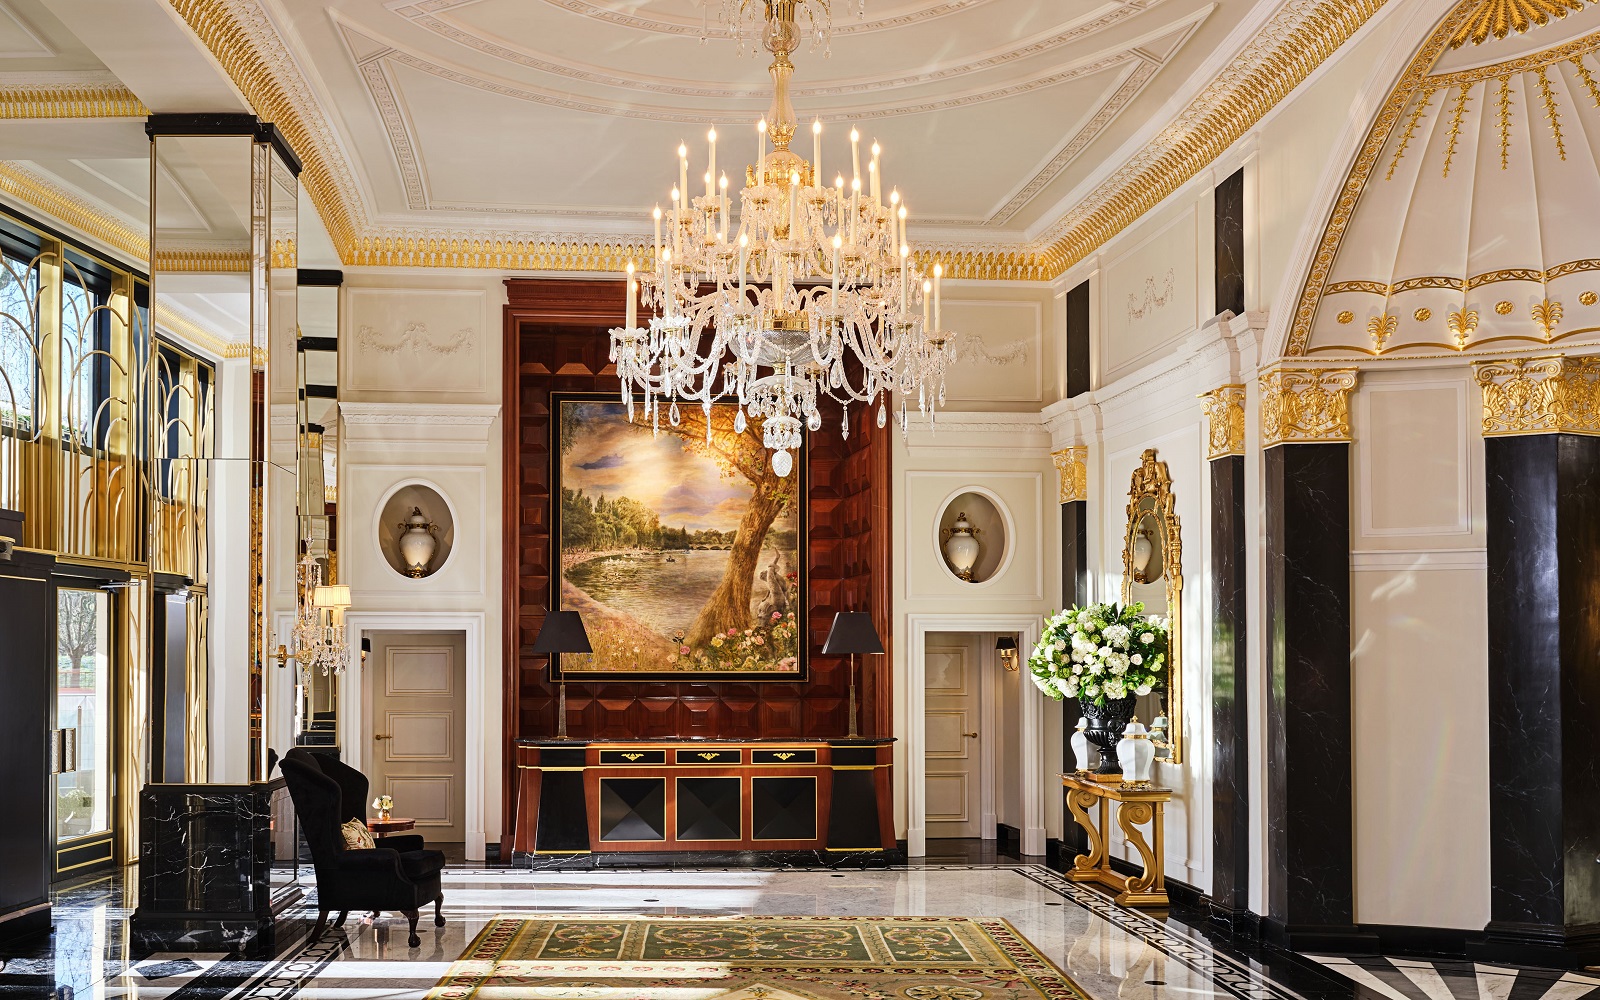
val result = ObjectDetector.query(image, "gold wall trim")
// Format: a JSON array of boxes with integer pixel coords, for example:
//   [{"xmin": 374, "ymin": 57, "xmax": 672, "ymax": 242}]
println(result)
[
  {"xmin": 0, "ymin": 163, "xmax": 148, "ymax": 263},
  {"xmin": 1473, "ymin": 354, "xmax": 1600, "ymax": 435},
  {"xmin": 1448, "ymin": 0, "xmax": 1597, "ymax": 49},
  {"xmin": 1259, "ymin": 367, "xmax": 1358, "ymax": 446},
  {"xmin": 0, "ymin": 84, "xmax": 148, "ymax": 119},
  {"xmin": 1052, "ymin": 446, "xmax": 1088, "ymax": 504},
  {"xmin": 1198, "ymin": 385, "xmax": 1247, "ymax": 459},
  {"xmin": 1287, "ymin": 5, "xmax": 1597, "ymax": 356}
]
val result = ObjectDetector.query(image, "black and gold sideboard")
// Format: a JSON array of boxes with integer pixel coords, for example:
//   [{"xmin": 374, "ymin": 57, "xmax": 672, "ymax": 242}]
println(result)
[{"xmin": 511, "ymin": 738, "xmax": 896, "ymax": 861}]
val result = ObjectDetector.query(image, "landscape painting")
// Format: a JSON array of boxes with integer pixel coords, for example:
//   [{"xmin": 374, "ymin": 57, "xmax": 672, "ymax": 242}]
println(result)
[{"xmin": 551, "ymin": 393, "xmax": 806, "ymax": 680}]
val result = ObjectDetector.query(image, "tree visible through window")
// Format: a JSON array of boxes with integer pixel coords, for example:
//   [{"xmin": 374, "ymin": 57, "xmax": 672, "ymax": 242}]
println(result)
[{"xmin": 0, "ymin": 252, "xmax": 39, "ymax": 433}]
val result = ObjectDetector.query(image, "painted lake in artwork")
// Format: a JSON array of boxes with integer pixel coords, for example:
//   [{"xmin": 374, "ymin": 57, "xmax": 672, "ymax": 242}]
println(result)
[{"xmin": 565, "ymin": 549, "xmax": 733, "ymax": 637}]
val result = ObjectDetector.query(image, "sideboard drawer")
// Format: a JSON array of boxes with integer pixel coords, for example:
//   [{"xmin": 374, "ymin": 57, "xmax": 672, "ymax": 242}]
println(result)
[
  {"xmin": 598, "ymin": 749, "xmax": 668, "ymax": 766},
  {"xmin": 675, "ymin": 748, "xmax": 742, "ymax": 765},
  {"xmin": 751, "ymin": 749, "xmax": 817, "ymax": 765}
]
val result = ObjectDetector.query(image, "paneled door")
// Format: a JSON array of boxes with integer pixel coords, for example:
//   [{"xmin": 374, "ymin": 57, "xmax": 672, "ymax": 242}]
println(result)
[
  {"xmin": 368, "ymin": 632, "xmax": 466, "ymax": 842},
  {"xmin": 924, "ymin": 636, "xmax": 981, "ymax": 838}
]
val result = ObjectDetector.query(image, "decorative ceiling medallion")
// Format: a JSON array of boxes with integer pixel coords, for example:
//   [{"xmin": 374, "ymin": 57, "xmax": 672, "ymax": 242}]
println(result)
[
  {"xmin": 1337, "ymin": 310, "xmax": 1355, "ymax": 324},
  {"xmin": 0, "ymin": 83, "xmax": 147, "ymax": 119},
  {"xmin": 1414, "ymin": 307, "xmax": 1433, "ymax": 321},
  {"xmin": 1197, "ymin": 385, "xmax": 1246, "ymax": 460},
  {"xmin": 1496, "ymin": 299, "xmax": 1516, "ymax": 313},
  {"xmin": 1581, "ymin": 290, "xmax": 1597, "ymax": 304},
  {"xmin": 1052, "ymin": 446, "xmax": 1088, "ymax": 503},
  {"xmin": 1473, "ymin": 355, "xmax": 1600, "ymax": 435},
  {"xmin": 1259, "ymin": 367, "xmax": 1358, "ymax": 447},
  {"xmin": 1448, "ymin": 0, "xmax": 1595, "ymax": 48}
]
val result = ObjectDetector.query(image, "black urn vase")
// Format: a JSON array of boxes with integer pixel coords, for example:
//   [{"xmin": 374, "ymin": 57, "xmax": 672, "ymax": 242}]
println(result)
[{"xmin": 1080, "ymin": 695, "xmax": 1138, "ymax": 775}]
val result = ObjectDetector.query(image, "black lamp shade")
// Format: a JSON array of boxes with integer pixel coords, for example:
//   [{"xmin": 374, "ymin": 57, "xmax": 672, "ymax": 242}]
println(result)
[
  {"xmin": 360, "ymin": 637, "xmax": 372, "ymax": 654},
  {"xmin": 995, "ymin": 635, "xmax": 1018, "ymax": 652},
  {"xmin": 532, "ymin": 610, "xmax": 593, "ymax": 654},
  {"xmin": 822, "ymin": 612, "xmax": 883, "ymax": 655}
]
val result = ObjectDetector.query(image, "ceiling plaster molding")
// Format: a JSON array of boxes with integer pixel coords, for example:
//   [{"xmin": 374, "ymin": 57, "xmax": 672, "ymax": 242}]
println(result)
[
  {"xmin": 1034, "ymin": 0, "xmax": 1389, "ymax": 278},
  {"xmin": 388, "ymin": 0, "xmax": 1167, "ymax": 99},
  {"xmin": 155, "ymin": 300, "xmax": 246, "ymax": 359},
  {"xmin": 167, "ymin": 0, "xmax": 1385, "ymax": 280},
  {"xmin": 0, "ymin": 162, "xmax": 148, "ymax": 263},
  {"xmin": 439, "ymin": 0, "xmax": 994, "ymax": 39},
  {"xmin": 1286, "ymin": 2, "xmax": 1596, "ymax": 355},
  {"xmin": 1449, "ymin": 0, "xmax": 1599, "ymax": 48},
  {"xmin": 166, "ymin": 0, "xmax": 371, "ymax": 254},
  {"xmin": 0, "ymin": 83, "xmax": 148, "ymax": 119}
]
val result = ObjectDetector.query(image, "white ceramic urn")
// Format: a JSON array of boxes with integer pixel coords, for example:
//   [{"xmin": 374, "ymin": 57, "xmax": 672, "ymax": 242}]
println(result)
[
  {"xmin": 1070, "ymin": 716, "xmax": 1092, "ymax": 772},
  {"xmin": 1117, "ymin": 720, "xmax": 1155, "ymax": 786},
  {"xmin": 397, "ymin": 506, "xmax": 438, "ymax": 578},
  {"xmin": 942, "ymin": 512, "xmax": 981, "ymax": 582}
]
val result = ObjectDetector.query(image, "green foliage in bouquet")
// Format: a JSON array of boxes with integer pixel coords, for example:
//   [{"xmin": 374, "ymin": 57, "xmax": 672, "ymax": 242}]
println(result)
[{"xmin": 1028, "ymin": 602, "xmax": 1168, "ymax": 707}]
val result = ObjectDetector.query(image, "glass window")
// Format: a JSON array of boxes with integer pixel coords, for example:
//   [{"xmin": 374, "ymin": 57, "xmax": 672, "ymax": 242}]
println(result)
[
  {"xmin": 60, "ymin": 277, "xmax": 108, "ymax": 448},
  {"xmin": 0, "ymin": 249, "xmax": 39, "ymax": 433},
  {"xmin": 57, "ymin": 588, "xmax": 111, "ymax": 842}
]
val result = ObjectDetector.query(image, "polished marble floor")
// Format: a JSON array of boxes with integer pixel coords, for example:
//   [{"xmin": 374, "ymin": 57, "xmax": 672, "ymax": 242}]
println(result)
[{"xmin": 0, "ymin": 845, "xmax": 1570, "ymax": 1000}]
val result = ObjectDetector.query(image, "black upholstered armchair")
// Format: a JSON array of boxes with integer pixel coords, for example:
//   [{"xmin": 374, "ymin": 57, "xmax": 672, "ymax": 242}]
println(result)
[{"xmin": 280, "ymin": 750, "xmax": 446, "ymax": 947}]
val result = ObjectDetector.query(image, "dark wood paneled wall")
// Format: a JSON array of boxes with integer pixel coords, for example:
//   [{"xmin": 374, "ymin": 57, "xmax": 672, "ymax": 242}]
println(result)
[{"xmin": 501, "ymin": 279, "xmax": 892, "ymax": 850}]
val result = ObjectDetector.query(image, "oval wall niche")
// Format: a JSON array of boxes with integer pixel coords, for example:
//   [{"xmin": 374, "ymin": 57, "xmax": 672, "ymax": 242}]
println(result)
[
  {"xmin": 935, "ymin": 491, "xmax": 1009, "ymax": 585},
  {"xmin": 377, "ymin": 483, "xmax": 456, "ymax": 580}
]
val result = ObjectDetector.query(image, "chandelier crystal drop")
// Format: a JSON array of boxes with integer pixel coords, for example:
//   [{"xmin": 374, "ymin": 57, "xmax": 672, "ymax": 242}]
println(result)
[{"xmin": 610, "ymin": 0, "xmax": 955, "ymax": 476}]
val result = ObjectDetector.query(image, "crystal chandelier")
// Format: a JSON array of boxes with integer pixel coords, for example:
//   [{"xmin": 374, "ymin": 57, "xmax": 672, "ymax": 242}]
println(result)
[
  {"xmin": 275, "ymin": 553, "xmax": 351, "ymax": 677},
  {"xmin": 610, "ymin": 0, "xmax": 955, "ymax": 476}
]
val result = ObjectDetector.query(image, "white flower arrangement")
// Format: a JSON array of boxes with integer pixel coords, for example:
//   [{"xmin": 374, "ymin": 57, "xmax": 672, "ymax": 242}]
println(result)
[{"xmin": 1029, "ymin": 602, "xmax": 1168, "ymax": 706}]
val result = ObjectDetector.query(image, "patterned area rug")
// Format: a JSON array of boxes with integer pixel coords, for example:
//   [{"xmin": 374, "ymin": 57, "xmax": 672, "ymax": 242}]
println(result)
[{"xmin": 428, "ymin": 915, "xmax": 1088, "ymax": 999}]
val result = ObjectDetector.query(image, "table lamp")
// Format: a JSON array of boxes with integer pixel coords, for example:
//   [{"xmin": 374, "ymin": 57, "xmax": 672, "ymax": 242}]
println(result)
[
  {"xmin": 532, "ymin": 610, "xmax": 591, "ymax": 740},
  {"xmin": 822, "ymin": 612, "xmax": 883, "ymax": 738}
]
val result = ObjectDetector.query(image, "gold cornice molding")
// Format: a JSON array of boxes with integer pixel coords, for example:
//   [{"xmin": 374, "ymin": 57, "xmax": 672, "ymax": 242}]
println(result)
[
  {"xmin": 0, "ymin": 163, "xmax": 148, "ymax": 263},
  {"xmin": 1473, "ymin": 354, "xmax": 1600, "ymax": 435},
  {"xmin": 1259, "ymin": 367, "xmax": 1358, "ymax": 447},
  {"xmin": 1035, "ymin": 0, "xmax": 1387, "ymax": 279},
  {"xmin": 1052, "ymin": 446, "xmax": 1088, "ymax": 504},
  {"xmin": 161, "ymin": 0, "xmax": 1391, "ymax": 278},
  {"xmin": 1198, "ymin": 384, "xmax": 1246, "ymax": 459},
  {"xmin": 0, "ymin": 83, "xmax": 147, "ymax": 119}
]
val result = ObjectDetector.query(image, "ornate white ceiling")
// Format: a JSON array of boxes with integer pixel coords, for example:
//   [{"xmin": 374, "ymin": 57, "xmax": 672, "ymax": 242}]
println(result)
[
  {"xmin": 277, "ymin": 0, "xmax": 1235, "ymax": 242},
  {"xmin": 1294, "ymin": 1, "xmax": 1600, "ymax": 357}
]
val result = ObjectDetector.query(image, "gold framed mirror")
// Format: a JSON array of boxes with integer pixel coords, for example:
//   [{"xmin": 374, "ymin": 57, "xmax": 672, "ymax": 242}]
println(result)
[{"xmin": 1121, "ymin": 448, "xmax": 1182, "ymax": 764}]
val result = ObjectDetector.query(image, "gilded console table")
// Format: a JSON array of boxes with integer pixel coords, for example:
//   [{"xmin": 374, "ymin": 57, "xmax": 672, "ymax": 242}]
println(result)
[
  {"xmin": 512, "ymin": 738, "xmax": 897, "ymax": 860},
  {"xmin": 1061, "ymin": 773, "xmax": 1171, "ymax": 907}
]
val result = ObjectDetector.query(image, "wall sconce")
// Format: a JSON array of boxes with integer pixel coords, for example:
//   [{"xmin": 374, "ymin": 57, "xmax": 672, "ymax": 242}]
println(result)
[
  {"xmin": 361, "ymin": 637, "xmax": 371, "ymax": 665},
  {"xmin": 995, "ymin": 634, "xmax": 1018, "ymax": 671}
]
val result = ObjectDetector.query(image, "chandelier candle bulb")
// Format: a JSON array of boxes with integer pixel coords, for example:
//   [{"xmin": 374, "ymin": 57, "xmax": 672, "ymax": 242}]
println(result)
[
  {"xmin": 924, "ymin": 278, "xmax": 932, "ymax": 328},
  {"xmin": 625, "ymin": 262, "xmax": 637, "ymax": 329},
  {"xmin": 678, "ymin": 143, "xmax": 688, "ymax": 206},
  {"xmin": 813, "ymin": 118, "xmax": 822, "ymax": 183},
  {"xmin": 850, "ymin": 127, "xmax": 860, "ymax": 188},
  {"xmin": 871, "ymin": 142, "xmax": 881, "ymax": 201},
  {"xmin": 719, "ymin": 173, "xmax": 729, "ymax": 241},
  {"xmin": 707, "ymin": 127, "xmax": 716, "ymax": 199},
  {"xmin": 652, "ymin": 205, "xmax": 662, "ymax": 267}
]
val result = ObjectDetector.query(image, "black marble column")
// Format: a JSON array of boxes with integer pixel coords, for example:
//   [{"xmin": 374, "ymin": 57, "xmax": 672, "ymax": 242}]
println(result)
[
  {"xmin": 1059, "ymin": 497, "xmax": 1089, "ymax": 860},
  {"xmin": 1209, "ymin": 454, "xmax": 1250, "ymax": 928},
  {"xmin": 1264, "ymin": 443, "xmax": 1360, "ymax": 951},
  {"xmin": 1215, "ymin": 170, "xmax": 1245, "ymax": 318},
  {"xmin": 1065, "ymin": 281, "xmax": 1090, "ymax": 399},
  {"xmin": 1476, "ymin": 434, "xmax": 1600, "ymax": 966}
]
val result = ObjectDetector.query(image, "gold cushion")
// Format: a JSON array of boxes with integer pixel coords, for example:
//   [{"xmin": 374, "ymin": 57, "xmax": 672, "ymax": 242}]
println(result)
[{"xmin": 339, "ymin": 819, "xmax": 375, "ymax": 850}]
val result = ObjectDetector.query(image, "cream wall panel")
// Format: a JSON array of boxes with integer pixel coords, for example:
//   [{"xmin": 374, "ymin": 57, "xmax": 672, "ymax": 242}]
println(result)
[
  {"xmin": 343, "ymin": 278, "xmax": 503, "ymax": 402},
  {"xmin": 1350, "ymin": 567, "xmax": 1489, "ymax": 928},
  {"xmin": 904, "ymin": 471, "xmax": 1044, "ymax": 602},
  {"xmin": 1102, "ymin": 201, "xmax": 1202, "ymax": 380},
  {"xmin": 941, "ymin": 298, "xmax": 1042, "ymax": 403},
  {"xmin": 1348, "ymin": 369, "xmax": 1490, "ymax": 930}
]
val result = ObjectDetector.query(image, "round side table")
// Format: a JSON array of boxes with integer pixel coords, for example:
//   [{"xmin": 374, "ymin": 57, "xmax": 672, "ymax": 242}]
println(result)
[{"xmin": 368, "ymin": 817, "xmax": 417, "ymax": 834}]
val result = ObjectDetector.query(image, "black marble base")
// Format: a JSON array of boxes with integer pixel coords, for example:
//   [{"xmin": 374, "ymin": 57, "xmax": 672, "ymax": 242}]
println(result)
[
  {"xmin": 515, "ymin": 849, "xmax": 907, "ymax": 870},
  {"xmin": 132, "ymin": 780, "xmax": 291, "ymax": 955}
]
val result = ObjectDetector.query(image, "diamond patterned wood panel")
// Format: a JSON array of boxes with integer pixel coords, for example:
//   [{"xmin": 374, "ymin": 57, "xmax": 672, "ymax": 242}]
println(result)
[{"xmin": 500, "ymin": 279, "xmax": 891, "ymax": 851}]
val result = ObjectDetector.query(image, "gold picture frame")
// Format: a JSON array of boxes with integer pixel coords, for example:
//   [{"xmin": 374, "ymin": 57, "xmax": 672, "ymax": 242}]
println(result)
[{"xmin": 1121, "ymin": 448, "xmax": 1183, "ymax": 765}]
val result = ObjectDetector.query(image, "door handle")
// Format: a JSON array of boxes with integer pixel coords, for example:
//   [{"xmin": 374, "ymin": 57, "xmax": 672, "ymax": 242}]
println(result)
[
  {"xmin": 963, "ymin": 731, "xmax": 978, "ymax": 739},
  {"xmin": 374, "ymin": 733, "xmax": 392, "ymax": 741}
]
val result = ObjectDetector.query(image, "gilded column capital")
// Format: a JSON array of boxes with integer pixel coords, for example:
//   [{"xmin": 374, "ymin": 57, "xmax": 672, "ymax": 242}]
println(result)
[
  {"xmin": 1259, "ymin": 367, "xmax": 1358, "ymax": 448},
  {"xmin": 1198, "ymin": 385, "xmax": 1246, "ymax": 460},
  {"xmin": 1473, "ymin": 355, "xmax": 1600, "ymax": 436},
  {"xmin": 1052, "ymin": 446, "xmax": 1088, "ymax": 504}
]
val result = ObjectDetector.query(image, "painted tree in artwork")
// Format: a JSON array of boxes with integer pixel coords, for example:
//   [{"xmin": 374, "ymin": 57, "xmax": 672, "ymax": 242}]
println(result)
[{"xmin": 658, "ymin": 404, "xmax": 799, "ymax": 647}]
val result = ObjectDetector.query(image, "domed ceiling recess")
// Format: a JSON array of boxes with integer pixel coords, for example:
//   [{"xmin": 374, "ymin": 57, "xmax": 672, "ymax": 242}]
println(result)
[{"xmin": 1293, "ymin": 0, "xmax": 1600, "ymax": 358}]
